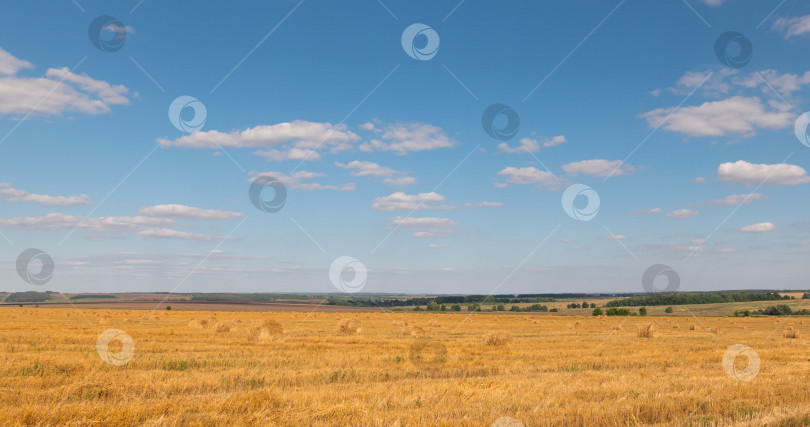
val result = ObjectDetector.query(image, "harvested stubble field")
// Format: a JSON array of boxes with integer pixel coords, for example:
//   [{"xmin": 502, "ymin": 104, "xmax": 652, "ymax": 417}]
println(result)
[{"xmin": 2, "ymin": 308, "xmax": 810, "ymax": 426}]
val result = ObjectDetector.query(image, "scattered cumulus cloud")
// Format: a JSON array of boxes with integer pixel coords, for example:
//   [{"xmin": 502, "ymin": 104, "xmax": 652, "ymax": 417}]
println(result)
[
  {"xmin": 640, "ymin": 96, "xmax": 794, "ymax": 138},
  {"xmin": 358, "ymin": 123, "xmax": 457, "ymax": 154},
  {"xmin": 498, "ymin": 135, "xmax": 565, "ymax": 154},
  {"xmin": 0, "ymin": 183, "xmax": 91, "ymax": 205},
  {"xmin": 562, "ymin": 159, "xmax": 637, "ymax": 177},
  {"xmin": 372, "ymin": 192, "xmax": 454, "ymax": 212},
  {"xmin": 716, "ymin": 160, "xmax": 810, "ymax": 186},
  {"xmin": 389, "ymin": 216, "xmax": 459, "ymax": 238},
  {"xmin": 632, "ymin": 208, "xmax": 662, "ymax": 215},
  {"xmin": 773, "ymin": 14, "xmax": 810, "ymax": 39},
  {"xmin": 253, "ymin": 171, "xmax": 355, "ymax": 191},
  {"xmin": 666, "ymin": 209, "xmax": 700, "ymax": 219},
  {"xmin": 706, "ymin": 193, "xmax": 770, "ymax": 206},
  {"xmin": 0, "ymin": 47, "xmax": 131, "ymax": 116},
  {"xmin": 335, "ymin": 160, "xmax": 416, "ymax": 186},
  {"xmin": 139, "ymin": 228, "xmax": 231, "ymax": 242},
  {"xmin": 139, "ymin": 204, "xmax": 244, "ymax": 220},
  {"xmin": 739, "ymin": 222, "xmax": 777, "ymax": 233},
  {"xmin": 496, "ymin": 166, "xmax": 565, "ymax": 189}
]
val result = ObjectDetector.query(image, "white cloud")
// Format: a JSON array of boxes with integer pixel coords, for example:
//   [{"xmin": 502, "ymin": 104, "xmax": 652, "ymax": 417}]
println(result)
[
  {"xmin": 706, "ymin": 193, "xmax": 770, "ymax": 206},
  {"xmin": 496, "ymin": 166, "xmax": 565, "ymax": 189},
  {"xmin": 716, "ymin": 160, "xmax": 810, "ymax": 186},
  {"xmin": 692, "ymin": 177, "xmax": 706, "ymax": 184},
  {"xmin": 666, "ymin": 209, "xmax": 700, "ymax": 219},
  {"xmin": 0, "ymin": 47, "xmax": 131, "ymax": 116},
  {"xmin": 372, "ymin": 192, "xmax": 454, "ymax": 212},
  {"xmin": 358, "ymin": 123, "xmax": 457, "ymax": 154},
  {"xmin": 0, "ymin": 183, "xmax": 91, "ymax": 205},
  {"xmin": 640, "ymin": 96, "xmax": 794, "ymax": 138},
  {"xmin": 773, "ymin": 15, "xmax": 810, "ymax": 39},
  {"xmin": 390, "ymin": 216, "xmax": 459, "ymax": 238},
  {"xmin": 562, "ymin": 159, "xmax": 637, "ymax": 177},
  {"xmin": 498, "ymin": 135, "xmax": 565, "ymax": 154},
  {"xmin": 739, "ymin": 222, "xmax": 777, "ymax": 233},
  {"xmin": 359, "ymin": 122, "xmax": 375, "ymax": 131},
  {"xmin": 699, "ymin": 0, "xmax": 726, "ymax": 6},
  {"xmin": 254, "ymin": 171, "xmax": 355, "ymax": 191},
  {"xmin": 0, "ymin": 47, "xmax": 32, "ymax": 76},
  {"xmin": 601, "ymin": 234, "xmax": 627, "ymax": 240},
  {"xmin": 732, "ymin": 69, "xmax": 810, "ymax": 98},
  {"xmin": 139, "ymin": 204, "xmax": 244, "ymax": 220},
  {"xmin": 464, "ymin": 201, "xmax": 503, "ymax": 208},
  {"xmin": 139, "ymin": 228, "xmax": 230, "ymax": 242},
  {"xmin": 335, "ymin": 160, "xmax": 416, "ymax": 186},
  {"xmin": 427, "ymin": 243, "xmax": 443, "ymax": 249},
  {"xmin": 632, "ymin": 208, "xmax": 662, "ymax": 215},
  {"xmin": 159, "ymin": 121, "xmax": 359, "ymax": 162},
  {"xmin": 0, "ymin": 213, "xmax": 173, "ymax": 231}
]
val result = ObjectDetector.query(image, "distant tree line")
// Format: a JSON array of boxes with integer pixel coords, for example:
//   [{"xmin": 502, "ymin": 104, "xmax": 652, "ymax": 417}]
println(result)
[
  {"xmin": 69, "ymin": 294, "xmax": 116, "ymax": 300},
  {"xmin": 605, "ymin": 292, "xmax": 790, "ymax": 307},
  {"xmin": 4, "ymin": 291, "xmax": 53, "ymax": 303},
  {"xmin": 330, "ymin": 294, "xmax": 557, "ymax": 307},
  {"xmin": 191, "ymin": 293, "xmax": 317, "ymax": 302},
  {"xmin": 755, "ymin": 305, "xmax": 810, "ymax": 316}
]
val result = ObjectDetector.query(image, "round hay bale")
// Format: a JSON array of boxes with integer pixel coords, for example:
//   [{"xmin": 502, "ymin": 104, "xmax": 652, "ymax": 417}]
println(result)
[
  {"xmin": 637, "ymin": 323, "xmax": 657, "ymax": 338},
  {"xmin": 337, "ymin": 318, "xmax": 360, "ymax": 335},
  {"xmin": 215, "ymin": 321, "xmax": 234, "ymax": 333},
  {"xmin": 188, "ymin": 319, "xmax": 208, "ymax": 329},
  {"xmin": 429, "ymin": 320, "xmax": 441, "ymax": 328},
  {"xmin": 483, "ymin": 331, "xmax": 514, "ymax": 346},
  {"xmin": 248, "ymin": 320, "xmax": 283, "ymax": 342},
  {"xmin": 410, "ymin": 326, "xmax": 425, "ymax": 338}
]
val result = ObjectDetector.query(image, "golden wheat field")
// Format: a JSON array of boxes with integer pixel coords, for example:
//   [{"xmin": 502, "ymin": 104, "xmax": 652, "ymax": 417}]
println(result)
[{"xmin": 3, "ymin": 307, "xmax": 810, "ymax": 426}]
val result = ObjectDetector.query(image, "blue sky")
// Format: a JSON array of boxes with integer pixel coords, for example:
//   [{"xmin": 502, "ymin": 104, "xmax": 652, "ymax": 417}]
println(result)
[{"xmin": 1, "ymin": 0, "xmax": 809, "ymax": 295}]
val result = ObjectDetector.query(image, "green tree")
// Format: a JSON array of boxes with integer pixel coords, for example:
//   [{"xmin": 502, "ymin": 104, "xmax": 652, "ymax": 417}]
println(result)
[
  {"xmin": 639, "ymin": 307, "xmax": 648, "ymax": 316},
  {"xmin": 450, "ymin": 304, "xmax": 461, "ymax": 311},
  {"xmin": 664, "ymin": 306, "xmax": 673, "ymax": 313},
  {"xmin": 592, "ymin": 307, "xmax": 603, "ymax": 316}
]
